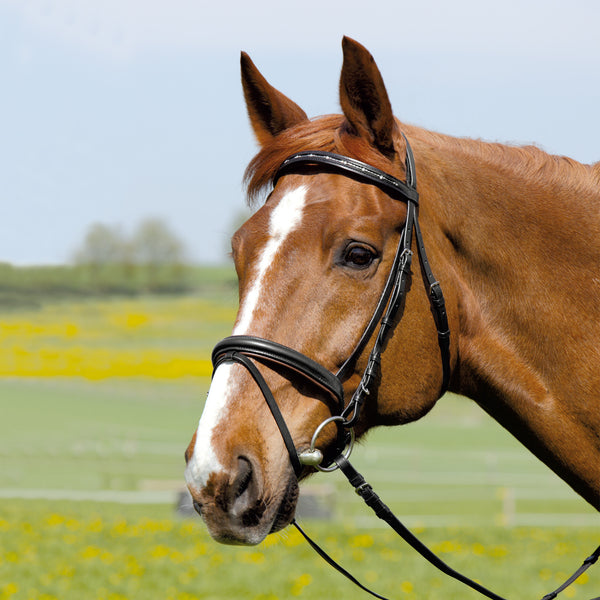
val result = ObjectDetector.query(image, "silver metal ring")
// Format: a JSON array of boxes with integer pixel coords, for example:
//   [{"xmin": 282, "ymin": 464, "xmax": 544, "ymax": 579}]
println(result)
[{"xmin": 309, "ymin": 416, "xmax": 355, "ymax": 473}]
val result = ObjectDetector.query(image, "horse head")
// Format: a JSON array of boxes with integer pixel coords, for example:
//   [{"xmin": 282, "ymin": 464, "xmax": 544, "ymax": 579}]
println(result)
[{"xmin": 184, "ymin": 37, "xmax": 458, "ymax": 545}]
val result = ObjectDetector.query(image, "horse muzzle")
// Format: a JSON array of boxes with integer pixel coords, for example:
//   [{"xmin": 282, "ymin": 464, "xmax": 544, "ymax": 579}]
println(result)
[{"xmin": 186, "ymin": 452, "xmax": 299, "ymax": 545}]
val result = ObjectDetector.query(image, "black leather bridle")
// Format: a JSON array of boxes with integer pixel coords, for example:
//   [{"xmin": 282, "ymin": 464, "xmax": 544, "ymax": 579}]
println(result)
[
  {"xmin": 209, "ymin": 137, "xmax": 599, "ymax": 600},
  {"xmin": 213, "ymin": 136, "xmax": 451, "ymax": 476}
]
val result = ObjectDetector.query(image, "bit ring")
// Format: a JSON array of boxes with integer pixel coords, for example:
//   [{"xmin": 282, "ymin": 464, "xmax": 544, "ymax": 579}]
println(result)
[{"xmin": 308, "ymin": 416, "xmax": 355, "ymax": 472}]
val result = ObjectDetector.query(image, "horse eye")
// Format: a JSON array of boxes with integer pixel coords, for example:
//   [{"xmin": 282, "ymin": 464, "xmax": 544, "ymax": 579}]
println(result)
[{"xmin": 343, "ymin": 244, "xmax": 377, "ymax": 268}]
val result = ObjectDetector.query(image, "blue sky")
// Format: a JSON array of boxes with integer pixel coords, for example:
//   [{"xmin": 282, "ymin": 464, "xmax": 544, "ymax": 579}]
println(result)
[{"xmin": 1, "ymin": 0, "xmax": 599, "ymax": 265}]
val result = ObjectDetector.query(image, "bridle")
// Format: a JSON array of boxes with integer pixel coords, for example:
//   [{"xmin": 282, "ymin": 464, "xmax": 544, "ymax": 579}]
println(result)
[
  {"xmin": 213, "ymin": 136, "xmax": 451, "ymax": 475},
  {"xmin": 209, "ymin": 136, "xmax": 599, "ymax": 600}
]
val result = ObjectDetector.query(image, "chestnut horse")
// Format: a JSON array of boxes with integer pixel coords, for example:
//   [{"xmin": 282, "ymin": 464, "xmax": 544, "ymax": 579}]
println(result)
[{"xmin": 185, "ymin": 37, "xmax": 600, "ymax": 547}]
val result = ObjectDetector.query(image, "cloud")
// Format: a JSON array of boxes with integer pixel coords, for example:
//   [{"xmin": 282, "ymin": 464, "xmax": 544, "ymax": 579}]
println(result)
[
  {"xmin": 3, "ymin": 0, "xmax": 598, "ymax": 62},
  {"xmin": 2, "ymin": 0, "xmax": 221, "ymax": 59}
]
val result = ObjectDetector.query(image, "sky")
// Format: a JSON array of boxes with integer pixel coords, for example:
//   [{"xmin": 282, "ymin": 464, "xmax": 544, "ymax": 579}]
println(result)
[{"xmin": 1, "ymin": 0, "xmax": 599, "ymax": 265}]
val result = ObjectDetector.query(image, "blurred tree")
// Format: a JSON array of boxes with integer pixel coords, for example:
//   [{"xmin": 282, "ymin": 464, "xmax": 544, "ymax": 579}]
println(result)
[
  {"xmin": 131, "ymin": 218, "xmax": 188, "ymax": 292},
  {"xmin": 73, "ymin": 223, "xmax": 130, "ymax": 265},
  {"xmin": 72, "ymin": 223, "xmax": 132, "ymax": 293},
  {"xmin": 72, "ymin": 218, "xmax": 189, "ymax": 294},
  {"xmin": 131, "ymin": 218, "xmax": 186, "ymax": 266}
]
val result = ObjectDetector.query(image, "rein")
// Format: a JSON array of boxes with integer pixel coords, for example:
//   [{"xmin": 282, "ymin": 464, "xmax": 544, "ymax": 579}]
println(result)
[{"xmin": 211, "ymin": 137, "xmax": 599, "ymax": 600}]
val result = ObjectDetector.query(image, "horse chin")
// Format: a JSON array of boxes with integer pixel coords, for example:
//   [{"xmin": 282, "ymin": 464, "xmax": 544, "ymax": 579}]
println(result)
[{"xmin": 269, "ymin": 476, "xmax": 299, "ymax": 534}]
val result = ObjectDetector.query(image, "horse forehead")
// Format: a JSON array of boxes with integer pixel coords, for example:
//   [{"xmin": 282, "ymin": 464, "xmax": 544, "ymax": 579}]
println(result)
[
  {"xmin": 236, "ymin": 185, "xmax": 308, "ymax": 250},
  {"xmin": 236, "ymin": 176, "xmax": 389, "ymax": 277},
  {"xmin": 239, "ymin": 173, "xmax": 380, "ymax": 238},
  {"xmin": 268, "ymin": 185, "xmax": 308, "ymax": 235},
  {"xmin": 236, "ymin": 185, "xmax": 319, "ymax": 265}
]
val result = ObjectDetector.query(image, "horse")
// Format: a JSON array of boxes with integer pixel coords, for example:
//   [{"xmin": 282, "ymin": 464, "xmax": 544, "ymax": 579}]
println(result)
[{"xmin": 185, "ymin": 36, "xmax": 600, "ymax": 549}]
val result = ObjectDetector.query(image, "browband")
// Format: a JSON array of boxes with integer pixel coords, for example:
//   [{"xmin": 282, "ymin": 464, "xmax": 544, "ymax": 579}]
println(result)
[{"xmin": 274, "ymin": 150, "xmax": 419, "ymax": 205}]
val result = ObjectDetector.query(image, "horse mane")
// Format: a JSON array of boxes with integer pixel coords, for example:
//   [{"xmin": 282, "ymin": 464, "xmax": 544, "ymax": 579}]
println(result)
[
  {"xmin": 244, "ymin": 114, "xmax": 396, "ymax": 206},
  {"xmin": 404, "ymin": 124, "xmax": 600, "ymax": 201},
  {"xmin": 245, "ymin": 115, "xmax": 600, "ymax": 206}
]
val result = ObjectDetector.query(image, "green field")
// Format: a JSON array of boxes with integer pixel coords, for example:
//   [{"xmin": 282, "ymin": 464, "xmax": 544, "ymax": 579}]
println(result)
[
  {"xmin": 1, "ymin": 291, "xmax": 599, "ymax": 599},
  {"xmin": 1, "ymin": 496, "xmax": 599, "ymax": 600}
]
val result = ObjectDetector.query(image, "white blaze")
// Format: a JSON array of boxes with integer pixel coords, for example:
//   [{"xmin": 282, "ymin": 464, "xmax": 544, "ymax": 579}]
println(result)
[
  {"xmin": 186, "ymin": 186, "xmax": 307, "ymax": 489},
  {"xmin": 233, "ymin": 185, "xmax": 307, "ymax": 335},
  {"xmin": 185, "ymin": 364, "xmax": 234, "ymax": 489}
]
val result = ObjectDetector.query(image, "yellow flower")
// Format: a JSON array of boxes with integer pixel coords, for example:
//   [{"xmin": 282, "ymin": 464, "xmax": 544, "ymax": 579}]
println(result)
[
  {"xmin": 87, "ymin": 517, "xmax": 104, "ymax": 533},
  {"xmin": 1, "ymin": 583, "xmax": 18, "ymax": 597},
  {"xmin": 433, "ymin": 539, "xmax": 462, "ymax": 554},
  {"xmin": 80, "ymin": 545, "xmax": 102, "ymax": 560},
  {"xmin": 175, "ymin": 593, "xmax": 202, "ymax": 600},
  {"xmin": 0, "ymin": 298, "xmax": 223, "ymax": 378},
  {"xmin": 239, "ymin": 551, "xmax": 265, "ymax": 565},
  {"xmin": 350, "ymin": 533, "xmax": 374, "ymax": 548},
  {"xmin": 111, "ymin": 519, "xmax": 129, "ymax": 536},
  {"xmin": 400, "ymin": 581, "xmax": 414, "ymax": 594},
  {"xmin": 352, "ymin": 548, "xmax": 366, "ymax": 562},
  {"xmin": 150, "ymin": 544, "xmax": 171, "ymax": 559},
  {"xmin": 488, "ymin": 545, "xmax": 508, "ymax": 558},
  {"xmin": 100, "ymin": 550, "xmax": 115, "ymax": 564},
  {"xmin": 124, "ymin": 556, "xmax": 145, "ymax": 577},
  {"xmin": 290, "ymin": 573, "xmax": 312, "ymax": 596},
  {"xmin": 58, "ymin": 565, "xmax": 75, "ymax": 577},
  {"xmin": 472, "ymin": 542, "xmax": 486, "ymax": 556},
  {"xmin": 45, "ymin": 514, "xmax": 65, "ymax": 527}
]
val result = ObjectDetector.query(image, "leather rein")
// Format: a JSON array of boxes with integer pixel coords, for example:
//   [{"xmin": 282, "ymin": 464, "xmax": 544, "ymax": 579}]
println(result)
[{"xmin": 211, "ymin": 137, "xmax": 599, "ymax": 600}]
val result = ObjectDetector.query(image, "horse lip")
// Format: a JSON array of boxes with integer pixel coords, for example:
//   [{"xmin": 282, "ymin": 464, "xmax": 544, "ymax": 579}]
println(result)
[{"xmin": 195, "ymin": 471, "xmax": 299, "ymax": 545}]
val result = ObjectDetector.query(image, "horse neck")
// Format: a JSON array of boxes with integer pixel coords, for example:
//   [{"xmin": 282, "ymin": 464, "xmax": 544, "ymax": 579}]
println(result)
[{"xmin": 413, "ymin": 130, "xmax": 600, "ymax": 508}]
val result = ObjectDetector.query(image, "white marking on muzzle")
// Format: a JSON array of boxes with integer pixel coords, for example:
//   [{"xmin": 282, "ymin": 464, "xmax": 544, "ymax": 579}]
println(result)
[
  {"xmin": 186, "ymin": 186, "xmax": 307, "ymax": 491},
  {"xmin": 185, "ymin": 364, "xmax": 234, "ymax": 489}
]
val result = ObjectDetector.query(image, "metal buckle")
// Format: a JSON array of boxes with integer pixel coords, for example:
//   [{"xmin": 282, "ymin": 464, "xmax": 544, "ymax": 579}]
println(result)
[
  {"xmin": 429, "ymin": 280, "xmax": 441, "ymax": 296},
  {"xmin": 355, "ymin": 482, "xmax": 372, "ymax": 497}
]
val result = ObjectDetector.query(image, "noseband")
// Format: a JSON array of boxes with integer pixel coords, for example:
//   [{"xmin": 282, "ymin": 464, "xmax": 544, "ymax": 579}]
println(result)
[{"xmin": 212, "ymin": 135, "xmax": 451, "ymax": 476}]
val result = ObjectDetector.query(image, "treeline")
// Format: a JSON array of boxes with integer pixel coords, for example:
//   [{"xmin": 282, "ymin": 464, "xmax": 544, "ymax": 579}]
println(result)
[
  {"xmin": 0, "ymin": 218, "xmax": 239, "ymax": 308},
  {"xmin": 0, "ymin": 263, "xmax": 237, "ymax": 309}
]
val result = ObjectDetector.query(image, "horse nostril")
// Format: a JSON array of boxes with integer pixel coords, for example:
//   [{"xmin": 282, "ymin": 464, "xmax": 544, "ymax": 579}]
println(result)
[
  {"xmin": 193, "ymin": 500, "xmax": 202, "ymax": 516},
  {"xmin": 230, "ymin": 456, "xmax": 263, "ymax": 525},
  {"xmin": 233, "ymin": 456, "xmax": 253, "ymax": 500}
]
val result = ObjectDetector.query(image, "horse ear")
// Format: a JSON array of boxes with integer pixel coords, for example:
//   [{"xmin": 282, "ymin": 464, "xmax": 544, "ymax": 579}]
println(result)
[
  {"xmin": 339, "ymin": 37, "xmax": 397, "ymax": 158},
  {"xmin": 241, "ymin": 52, "xmax": 308, "ymax": 147}
]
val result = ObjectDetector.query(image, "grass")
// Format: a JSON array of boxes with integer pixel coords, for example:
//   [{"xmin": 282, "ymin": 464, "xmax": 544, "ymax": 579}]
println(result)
[
  {"xmin": 341, "ymin": 397, "xmax": 599, "ymax": 528},
  {"xmin": 2, "ymin": 377, "xmax": 596, "ymax": 524},
  {"xmin": 1, "ymin": 377, "xmax": 598, "ymax": 599},
  {"xmin": 0, "ymin": 295, "xmax": 237, "ymax": 377},
  {"xmin": 0, "ymin": 293, "xmax": 598, "ymax": 599},
  {"xmin": 1, "ymin": 499, "xmax": 599, "ymax": 600},
  {"xmin": 0, "ymin": 378, "xmax": 202, "ymax": 492}
]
